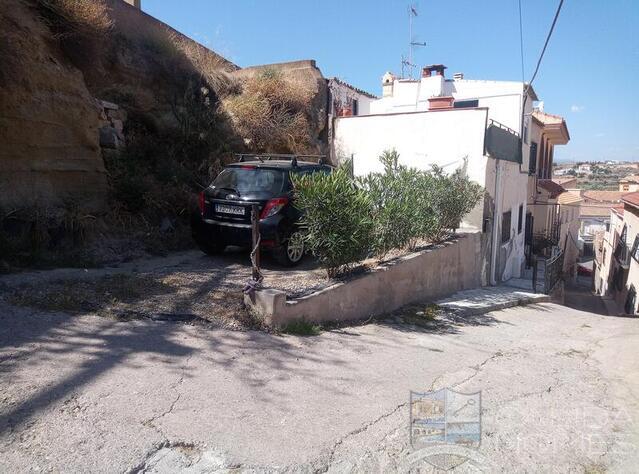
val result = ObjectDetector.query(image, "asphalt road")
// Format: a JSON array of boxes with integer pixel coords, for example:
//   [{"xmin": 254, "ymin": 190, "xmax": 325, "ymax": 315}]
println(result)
[{"xmin": 1, "ymin": 297, "xmax": 638, "ymax": 472}]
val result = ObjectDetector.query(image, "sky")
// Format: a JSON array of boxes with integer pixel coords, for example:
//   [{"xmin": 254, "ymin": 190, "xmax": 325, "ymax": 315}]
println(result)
[{"xmin": 144, "ymin": 0, "xmax": 639, "ymax": 163}]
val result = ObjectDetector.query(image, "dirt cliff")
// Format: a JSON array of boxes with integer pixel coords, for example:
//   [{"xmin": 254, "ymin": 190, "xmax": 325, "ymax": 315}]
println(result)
[{"xmin": 0, "ymin": 0, "xmax": 107, "ymax": 212}]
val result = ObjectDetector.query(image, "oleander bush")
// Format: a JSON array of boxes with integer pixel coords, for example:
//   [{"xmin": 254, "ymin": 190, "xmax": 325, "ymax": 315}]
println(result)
[
  {"xmin": 362, "ymin": 150, "xmax": 418, "ymax": 258},
  {"xmin": 292, "ymin": 165, "xmax": 374, "ymax": 278},
  {"xmin": 293, "ymin": 149, "xmax": 483, "ymax": 278}
]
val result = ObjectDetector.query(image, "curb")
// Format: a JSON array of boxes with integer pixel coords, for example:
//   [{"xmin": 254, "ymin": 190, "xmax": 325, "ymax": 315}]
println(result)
[{"xmin": 437, "ymin": 294, "xmax": 551, "ymax": 317}]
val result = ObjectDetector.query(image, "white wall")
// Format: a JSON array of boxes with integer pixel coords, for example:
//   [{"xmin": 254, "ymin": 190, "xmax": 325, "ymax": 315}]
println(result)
[
  {"xmin": 484, "ymin": 159, "xmax": 528, "ymax": 279},
  {"xmin": 334, "ymin": 108, "xmax": 488, "ymax": 187},
  {"xmin": 370, "ymin": 77, "xmax": 528, "ymax": 130},
  {"xmin": 369, "ymin": 76, "xmax": 533, "ymax": 173}
]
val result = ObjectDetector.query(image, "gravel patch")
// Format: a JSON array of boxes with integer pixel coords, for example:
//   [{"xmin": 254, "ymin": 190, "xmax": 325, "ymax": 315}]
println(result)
[{"xmin": 0, "ymin": 239, "xmax": 451, "ymax": 329}]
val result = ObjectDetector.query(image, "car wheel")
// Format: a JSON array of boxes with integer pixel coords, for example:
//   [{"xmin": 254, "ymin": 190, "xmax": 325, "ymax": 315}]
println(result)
[{"xmin": 274, "ymin": 231, "xmax": 305, "ymax": 267}]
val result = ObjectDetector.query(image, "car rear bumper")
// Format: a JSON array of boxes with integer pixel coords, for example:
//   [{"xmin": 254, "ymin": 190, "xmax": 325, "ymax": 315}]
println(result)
[{"xmin": 192, "ymin": 213, "xmax": 283, "ymax": 248}]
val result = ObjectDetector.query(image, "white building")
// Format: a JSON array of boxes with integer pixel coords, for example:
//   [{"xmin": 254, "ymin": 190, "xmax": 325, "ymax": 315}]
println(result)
[{"xmin": 332, "ymin": 64, "xmax": 539, "ymax": 284}]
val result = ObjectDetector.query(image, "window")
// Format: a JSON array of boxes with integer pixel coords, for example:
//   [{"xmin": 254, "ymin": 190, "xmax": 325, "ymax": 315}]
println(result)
[
  {"xmin": 528, "ymin": 142, "xmax": 538, "ymax": 175},
  {"xmin": 352, "ymin": 99, "xmax": 359, "ymax": 116},
  {"xmin": 501, "ymin": 211, "xmax": 511, "ymax": 243},
  {"xmin": 632, "ymin": 235, "xmax": 639, "ymax": 261},
  {"xmin": 614, "ymin": 224, "xmax": 628, "ymax": 260},
  {"xmin": 453, "ymin": 99, "xmax": 479, "ymax": 109},
  {"xmin": 212, "ymin": 167, "xmax": 286, "ymax": 194},
  {"xmin": 517, "ymin": 204, "xmax": 523, "ymax": 234}
]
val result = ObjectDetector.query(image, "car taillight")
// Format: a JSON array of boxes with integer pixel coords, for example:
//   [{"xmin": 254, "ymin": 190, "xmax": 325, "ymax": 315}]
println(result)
[
  {"xmin": 198, "ymin": 191, "xmax": 205, "ymax": 215},
  {"xmin": 260, "ymin": 197, "xmax": 289, "ymax": 219}
]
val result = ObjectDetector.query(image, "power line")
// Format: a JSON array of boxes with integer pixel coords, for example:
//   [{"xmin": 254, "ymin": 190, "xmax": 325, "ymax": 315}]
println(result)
[
  {"xmin": 517, "ymin": 0, "xmax": 525, "ymax": 82},
  {"xmin": 519, "ymin": 0, "xmax": 565, "ymax": 173},
  {"xmin": 525, "ymin": 0, "xmax": 565, "ymax": 91}
]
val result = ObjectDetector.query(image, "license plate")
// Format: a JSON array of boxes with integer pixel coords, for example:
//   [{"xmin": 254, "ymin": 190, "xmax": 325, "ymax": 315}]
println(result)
[{"xmin": 215, "ymin": 204, "xmax": 245, "ymax": 215}]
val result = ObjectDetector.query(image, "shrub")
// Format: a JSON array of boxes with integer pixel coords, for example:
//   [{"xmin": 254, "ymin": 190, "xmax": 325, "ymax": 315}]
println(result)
[
  {"xmin": 280, "ymin": 320, "xmax": 322, "ymax": 336},
  {"xmin": 430, "ymin": 164, "xmax": 484, "ymax": 233},
  {"xmin": 361, "ymin": 150, "xmax": 416, "ymax": 258},
  {"xmin": 293, "ymin": 166, "xmax": 374, "ymax": 278}
]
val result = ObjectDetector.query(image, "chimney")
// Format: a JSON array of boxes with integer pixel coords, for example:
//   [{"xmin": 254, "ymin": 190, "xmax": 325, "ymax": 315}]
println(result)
[
  {"xmin": 453, "ymin": 72, "xmax": 464, "ymax": 81},
  {"xmin": 124, "ymin": 0, "xmax": 141, "ymax": 8},
  {"xmin": 428, "ymin": 96, "xmax": 454, "ymax": 110},
  {"xmin": 382, "ymin": 71, "xmax": 395, "ymax": 98},
  {"xmin": 422, "ymin": 64, "xmax": 447, "ymax": 78}
]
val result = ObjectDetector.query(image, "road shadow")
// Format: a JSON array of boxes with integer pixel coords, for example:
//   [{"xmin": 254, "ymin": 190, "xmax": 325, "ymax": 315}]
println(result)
[
  {"xmin": 562, "ymin": 278, "xmax": 610, "ymax": 316},
  {"xmin": 376, "ymin": 303, "xmax": 506, "ymax": 335},
  {"xmin": 0, "ymin": 310, "xmax": 194, "ymax": 435}
]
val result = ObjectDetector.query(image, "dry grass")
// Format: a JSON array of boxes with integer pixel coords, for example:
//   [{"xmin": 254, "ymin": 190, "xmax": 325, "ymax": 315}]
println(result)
[
  {"xmin": 7, "ymin": 274, "xmax": 172, "ymax": 314},
  {"xmin": 171, "ymin": 33, "xmax": 238, "ymax": 95},
  {"xmin": 38, "ymin": 0, "xmax": 113, "ymax": 35},
  {"xmin": 222, "ymin": 69, "xmax": 316, "ymax": 153}
]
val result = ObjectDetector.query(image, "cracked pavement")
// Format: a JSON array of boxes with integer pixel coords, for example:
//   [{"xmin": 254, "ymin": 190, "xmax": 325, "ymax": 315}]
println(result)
[{"xmin": 1, "ymin": 297, "xmax": 638, "ymax": 472}]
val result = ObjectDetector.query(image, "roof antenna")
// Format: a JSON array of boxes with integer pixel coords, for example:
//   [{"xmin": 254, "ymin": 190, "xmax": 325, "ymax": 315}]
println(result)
[{"xmin": 402, "ymin": 4, "xmax": 426, "ymax": 79}]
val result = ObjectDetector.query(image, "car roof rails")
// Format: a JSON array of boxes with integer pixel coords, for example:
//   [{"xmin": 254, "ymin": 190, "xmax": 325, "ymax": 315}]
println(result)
[{"xmin": 235, "ymin": 153, "xmax": 327, "ymax": 165}]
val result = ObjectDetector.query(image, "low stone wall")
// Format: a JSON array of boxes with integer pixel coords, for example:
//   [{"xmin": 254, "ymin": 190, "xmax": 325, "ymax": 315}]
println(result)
[{"xmin": 245, "ymin": 232, "xmax": 486, "ymax": 327}]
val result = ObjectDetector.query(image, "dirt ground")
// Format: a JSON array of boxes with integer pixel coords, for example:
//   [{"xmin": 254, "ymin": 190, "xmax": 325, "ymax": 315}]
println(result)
[{"xmin": 0, "ymin": 248, "xmax": 329, "ymax": 330}]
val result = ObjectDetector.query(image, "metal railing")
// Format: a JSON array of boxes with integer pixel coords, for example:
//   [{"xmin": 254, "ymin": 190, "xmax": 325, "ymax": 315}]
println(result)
[{"xmin": 544, "ymin": 250, "xmax": 564, "ymax": 294}]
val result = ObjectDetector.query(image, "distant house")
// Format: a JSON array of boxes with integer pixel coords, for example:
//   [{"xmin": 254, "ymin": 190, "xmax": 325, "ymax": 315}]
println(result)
[
  {"xmin": 327, "ymin": 77, "xmax": 376, "ymax": 118},
  {"xmin": 619, "ymin": 175, "xmax": 639, "ymax": 192},
  {"xmin": 593, "ymin": 192, "xmax": 639, "ymax": 314},
  {"xmin": 579, "ymin": 190, "xmax": 627, "ymax": 256},
  {"xmin": 552, "ymin": 176, "xmax": 578, "ymax": 189},
  {"xmin": 326, "ymin": 78, "xmax": 376, "ymax": 159}
]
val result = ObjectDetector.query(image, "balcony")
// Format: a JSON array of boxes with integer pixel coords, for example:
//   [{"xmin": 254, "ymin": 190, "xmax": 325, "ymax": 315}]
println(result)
[
  {"xmin": 614, "ymin": 243, "xmax": 631, "ymax": 269},
  {"xmin": 486, "ymin": 119, "xmax": 522, "ymax": 163}
]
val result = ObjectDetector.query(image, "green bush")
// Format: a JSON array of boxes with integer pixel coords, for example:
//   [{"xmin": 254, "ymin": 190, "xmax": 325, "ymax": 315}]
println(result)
[
  {"xmin": 409, "ymin": 170, "xmax": 442, "ymax": 247},
  {"xmin": 292, "ymin": 149, "xmax": 483, "ymax": 278},
  {"xmin": 430, "ymin": 164, "xmax": 484, "ymax": 233},
  {"xmin": 293, "ymin": 166, "xmax": 374, "ymax": 278},
  {"xmin": 362, "ymin": 150, "xmax": 417, "ymax": 258}
]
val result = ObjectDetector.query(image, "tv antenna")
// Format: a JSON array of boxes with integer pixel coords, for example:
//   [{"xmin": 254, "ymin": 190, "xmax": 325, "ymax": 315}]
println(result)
[{"xmin": 402, "ymin": 4, "xmax": 426, "ymax": 79}]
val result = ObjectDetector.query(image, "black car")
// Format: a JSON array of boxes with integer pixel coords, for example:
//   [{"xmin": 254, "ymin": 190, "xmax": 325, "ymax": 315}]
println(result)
[{"xmin": 192, "ymin": 157, "xmax": 331, "ymax": 266}]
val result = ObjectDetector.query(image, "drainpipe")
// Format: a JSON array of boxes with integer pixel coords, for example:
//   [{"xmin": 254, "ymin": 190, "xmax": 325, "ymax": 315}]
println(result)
[{"xmin": 490, "ymin": 158, "xmax": 503, "ymax": 286}]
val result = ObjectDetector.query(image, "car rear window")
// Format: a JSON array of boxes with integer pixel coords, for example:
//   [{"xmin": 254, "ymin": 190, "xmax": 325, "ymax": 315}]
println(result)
[{"xmin": 212, "ymin": 167, "xmax": 286, "ymax": 194}]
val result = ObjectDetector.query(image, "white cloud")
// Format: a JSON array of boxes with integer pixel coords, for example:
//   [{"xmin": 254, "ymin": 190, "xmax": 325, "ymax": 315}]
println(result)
[{"xmin": 571, "ymin": 105, "xmax": 585, "ymax": 113}]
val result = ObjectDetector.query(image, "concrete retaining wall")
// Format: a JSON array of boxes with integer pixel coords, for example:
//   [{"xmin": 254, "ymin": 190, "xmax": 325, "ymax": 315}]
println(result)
[{"xmin": 245, "ymin": 232, "xmax": 486, "ymax": 327}]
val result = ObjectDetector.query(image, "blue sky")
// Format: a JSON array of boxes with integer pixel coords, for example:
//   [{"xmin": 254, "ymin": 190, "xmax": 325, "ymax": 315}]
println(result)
[{"xmin": 144, "ymin": 0, "xmax": 639, "ymax": 162}]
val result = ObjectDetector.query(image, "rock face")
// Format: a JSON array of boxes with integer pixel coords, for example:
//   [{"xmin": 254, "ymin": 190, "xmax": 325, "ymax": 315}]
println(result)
[{"xmin": 0, "ymin": 0, "xmax": 108, "ymax": 212}]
